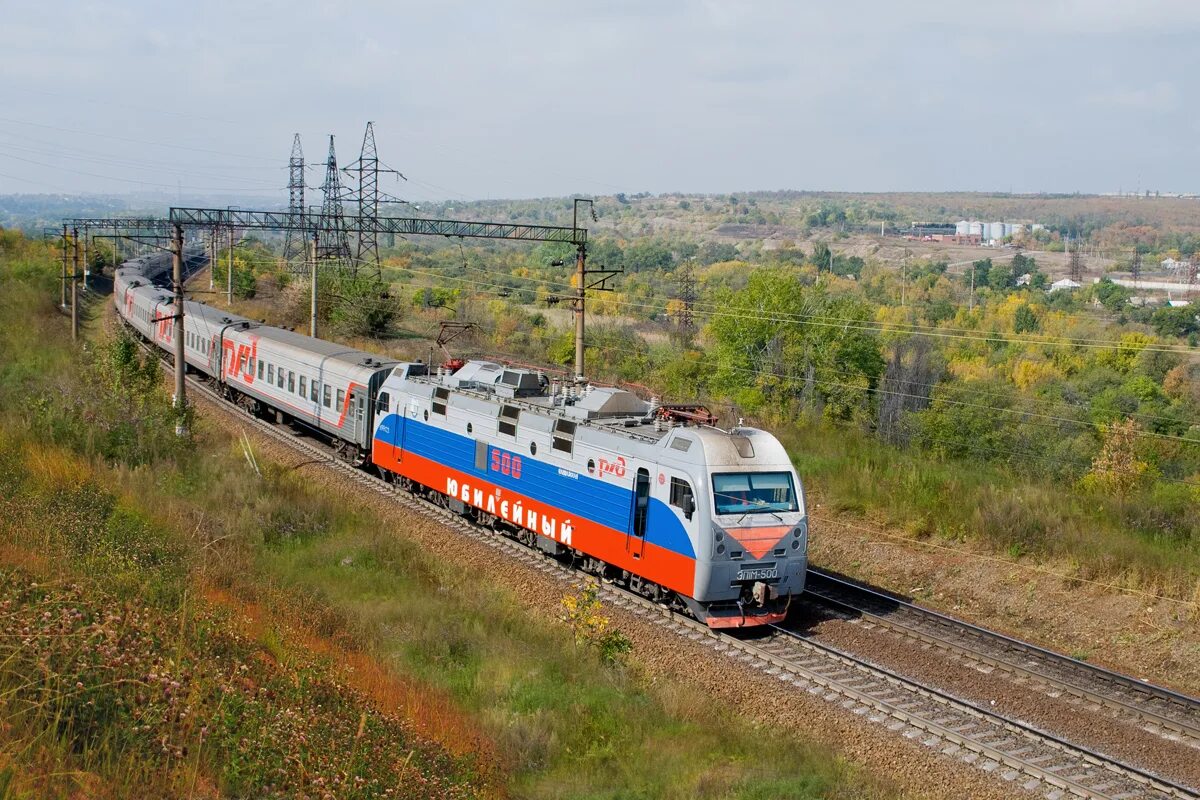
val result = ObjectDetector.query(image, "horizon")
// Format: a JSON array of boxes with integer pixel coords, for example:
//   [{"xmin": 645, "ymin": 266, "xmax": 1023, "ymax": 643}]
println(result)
[{"xmin": 4, "ymin": 3, "xmax": 1200, "ymax": 200}]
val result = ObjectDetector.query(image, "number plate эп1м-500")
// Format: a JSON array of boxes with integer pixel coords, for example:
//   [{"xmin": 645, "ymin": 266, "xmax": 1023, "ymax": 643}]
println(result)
[{"xmin": 736, "ymin": 567, "xmax": 778, "ymax": 582}]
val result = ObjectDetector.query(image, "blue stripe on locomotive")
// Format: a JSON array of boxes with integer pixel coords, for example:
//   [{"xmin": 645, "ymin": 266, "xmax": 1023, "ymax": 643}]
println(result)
[{"xmin": 377, "ymin": 414, "xmax": 696, "ymax": 559}]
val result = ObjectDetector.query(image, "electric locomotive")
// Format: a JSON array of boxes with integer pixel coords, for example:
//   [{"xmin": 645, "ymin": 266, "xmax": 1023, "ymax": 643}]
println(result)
[{"xmin": 372, "ymin": 360, "xmax": 808, "ymax": 627}]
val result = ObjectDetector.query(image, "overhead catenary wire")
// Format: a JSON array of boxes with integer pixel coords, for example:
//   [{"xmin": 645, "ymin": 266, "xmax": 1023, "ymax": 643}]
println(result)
[{"xmin": 379, "ymin": 259, "xmax": 1200, "ymax": 435}]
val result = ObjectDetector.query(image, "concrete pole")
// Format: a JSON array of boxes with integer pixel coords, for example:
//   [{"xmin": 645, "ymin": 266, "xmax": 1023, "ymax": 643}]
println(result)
[
  {"xmin": 574, "ymin": 244, "xmax": 586, "ymax": 384},
  {"xmin": 172, "ymin": 223, "xmax": 188, "ymax": 437},
  {"xmin": 71, "ymin": 227, "xmax": 80, "ymax": 341},
  {"xmin": 309, "ymin": 230, "xmax": 319, "ymax": 338},
  {"xmin": 208, "ymin": 229, "xmax": 215, "ymax": 291},
  {"xmin": 227, "ymin": 225, "xmax": 234, "ymax": 304},
  {"xmin": 60, "ymin": 224, "xmax": 68, "ymax": 308},
  {"xmin": 82, "ymin": 232, "xmax": 89, "ymax": 291}
]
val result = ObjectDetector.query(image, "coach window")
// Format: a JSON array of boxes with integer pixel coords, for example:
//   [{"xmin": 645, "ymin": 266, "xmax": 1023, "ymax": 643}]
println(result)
[
  {"xmin": 277, "ymin": 369, "xmax": 285, "ymax": 389},
  {"xmin": 311, "ymin": 380, "xmax": 319, "ymax": 403},
  {"xmin": 287, "ymin": 371, "xmax": 295, "ymax": 393},
  {"xmin": 299, "ymin": 376, "xmax": 307, "ymax": 398},
  {"xmin": 669, "ymin": 477, "xmax": 696, "ymax": 521},
  {"xmin": 257, "ymin": 359, "xmax": 264, "ymax": 380},
  {"xmin": 323, "ymin": 385, "xmax": 332, "ymax": 408},
  {"xmin": 267, "ymin": 364, "xmax": 275, "ymax": 384},
  {"xmin": 336, "ymin": 388, "xmax": 345, "ymax": 410}
]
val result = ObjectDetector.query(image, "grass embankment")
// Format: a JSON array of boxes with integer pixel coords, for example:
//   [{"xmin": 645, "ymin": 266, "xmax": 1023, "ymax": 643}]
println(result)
[
  {"xmin": 782, "ymin": 422, "xmax": 1200, "ymax": 605},
  {"xmin": 1, "ymin": 238, "xmax": 887, "ymax": 796}
]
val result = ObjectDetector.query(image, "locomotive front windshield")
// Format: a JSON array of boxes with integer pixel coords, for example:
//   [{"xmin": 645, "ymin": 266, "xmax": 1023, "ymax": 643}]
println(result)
[{"xmin": 711, "ymin": 472, "xmax": 800, "ymax": 515}]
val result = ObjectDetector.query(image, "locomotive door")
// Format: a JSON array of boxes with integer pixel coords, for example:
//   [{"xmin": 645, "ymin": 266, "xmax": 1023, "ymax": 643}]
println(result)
[{"xmin": 628, "ymin": 467, "xmax": 650, "ymax": 559}]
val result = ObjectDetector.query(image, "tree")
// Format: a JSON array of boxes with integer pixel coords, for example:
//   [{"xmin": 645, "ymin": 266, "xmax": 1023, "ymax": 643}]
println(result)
[
  {"xmin": 1079, "ymin": 418, "xmax": 1154, "ymax": 497},
  {"xmin": 1013, "ymin": 304, "xmax": 1039, "ymax": 333},
  {"xmin": 706, "ymin": 269, "xmax": 884, "ymax": 420},
  {"xmin": 1092, "ymin": 278, "xmax": 1132, "ymax": 313},
  {"xmin": 987, "ymin": 264, "xmax": 1014, "ymax": 292},
  {"xmin": 970, "ymin": 258, "xmax": 993, "ymax": 289},
  {"xmin": 1151, "ymin": 306, "xmax": 1200, "ymax": 338}
]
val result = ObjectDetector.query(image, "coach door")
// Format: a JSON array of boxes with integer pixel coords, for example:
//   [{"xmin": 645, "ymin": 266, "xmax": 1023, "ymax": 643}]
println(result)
[
  {"xmin": 628, "ymin": 467, "xmax": 650, "ymax": 560},
  {"xmin": 348, "ymin": 388, "xmax": 367, "ymax": 446}
]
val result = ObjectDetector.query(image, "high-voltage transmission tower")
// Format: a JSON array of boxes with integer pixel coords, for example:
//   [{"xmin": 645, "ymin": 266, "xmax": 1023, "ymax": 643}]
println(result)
[
  {"xmin": 341, "ymin": 121, "xmax": 405, "ymax": 281},
  {"xmin": 1130, "ymin": 246, "xmax": 1142, "ymax": 283},
  {"xmin": 1068, "ymin": 237, "xmax": 1084, "ymax": 283},
  {"xmin": 676, "ymin": 259, "xmax": 696, "ymax": 329},
  {"xmin": 282, "ymin": 134, "xmax": 307, "ymax": 273},
  {"xmin": 317, "ymin": 135, "xmax": 353, "ymax": 271}
]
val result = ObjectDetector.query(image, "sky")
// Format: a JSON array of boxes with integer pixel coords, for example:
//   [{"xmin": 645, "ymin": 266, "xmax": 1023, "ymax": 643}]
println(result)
[{"xmin": 2, "ymin": 0, "xmax": 1199, "ymax": 202}]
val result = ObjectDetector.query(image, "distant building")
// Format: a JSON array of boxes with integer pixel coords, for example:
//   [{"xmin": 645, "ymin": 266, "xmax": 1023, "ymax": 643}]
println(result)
[
  {"xmin": 1016, "ymin": 272, "xmax": 1032, "ymax": 286},
  {"xmin": 1050, "ymin": 278, "xmax": 1081, "ymax": 292},
  {"xmin": 1162, "ymin": 258, "xmax": 1188, "ymax": 271},
  {"xmin": 931, "ymin": 233, "xmax": 981, "ymax": 245}
]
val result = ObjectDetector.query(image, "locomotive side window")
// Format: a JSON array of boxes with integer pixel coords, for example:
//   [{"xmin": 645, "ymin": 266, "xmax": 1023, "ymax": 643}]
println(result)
[
  {"xmin": 633, "ymin": 468, "xmax": 651, "ymax": 537},
  {"xmin": 552, "ymin": 418, "xmax": 576, "ymax": 454},
  {"xmin": 498, "ymin": 404, "xmax": 519, "ymax": 437},
  {"xmin": 669, "ymin": 477, "xmax": 696, "ymax": 520},
  {"xmin": 432, "ymin": 387, "xmax": 449, "ymax": 416}
]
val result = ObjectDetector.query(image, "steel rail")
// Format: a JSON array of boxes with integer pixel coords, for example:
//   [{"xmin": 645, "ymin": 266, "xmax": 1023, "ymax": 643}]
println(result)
[
  {"xmin": 135, "ymin": 335, "xmax": 1198, "ymax": 800},
  {"xmin": 805, "ymin": 568, "xmax": 1200, "ymax": 746}
]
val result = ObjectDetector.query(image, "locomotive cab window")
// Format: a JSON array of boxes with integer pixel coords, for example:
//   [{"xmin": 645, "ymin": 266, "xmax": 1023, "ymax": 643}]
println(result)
[
  {"xmin": 375, "ymin": 391, "xmax": 390, "ymax": 415},
  {"xmin": 669, "ymin": 477, "xmax": 696, "ymax": 520},
  {"xmin": 711, "ymin": 472, "xmax": 799, "ymax": 516}
]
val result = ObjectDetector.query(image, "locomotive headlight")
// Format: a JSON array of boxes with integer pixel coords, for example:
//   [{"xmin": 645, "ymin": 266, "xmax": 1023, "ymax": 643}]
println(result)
[{"xmin": 716, "ymin": 543, "xmax": 725, "ymax": 555}]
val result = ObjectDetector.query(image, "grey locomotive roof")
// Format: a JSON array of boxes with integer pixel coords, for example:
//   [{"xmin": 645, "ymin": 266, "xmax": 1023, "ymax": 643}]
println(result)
[{"xmin": 410, "ymin": 359, "xmax": 761, "ymax": 450}]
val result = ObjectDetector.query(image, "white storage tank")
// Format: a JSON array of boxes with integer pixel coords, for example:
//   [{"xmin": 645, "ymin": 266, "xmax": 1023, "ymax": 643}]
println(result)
[
  {"xmin": 968, "ymin": 221, "xmax": 984, "ymax": 236},
  {"xmin": 956, "ymin": 220, "xmax": 971, "ymax": 236}
]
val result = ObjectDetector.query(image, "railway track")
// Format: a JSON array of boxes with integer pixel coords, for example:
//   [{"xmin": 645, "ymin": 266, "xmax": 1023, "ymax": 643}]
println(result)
[
  {"xmin": 804, "ymin": 568, "xmax": 1200, "ymax": 749},
  {"xmin": 157, "ymin": 351, "xmax": 1199, "ymax": 800}
]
